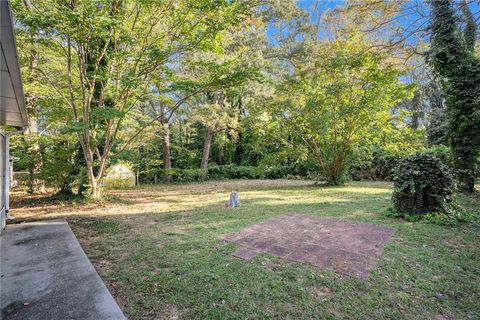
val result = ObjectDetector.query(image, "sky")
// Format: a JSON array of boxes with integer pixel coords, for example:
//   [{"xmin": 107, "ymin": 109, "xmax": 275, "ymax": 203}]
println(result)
[{"xmin": 267, "ymin": 0, "xmax": 480, "ymax": 47}]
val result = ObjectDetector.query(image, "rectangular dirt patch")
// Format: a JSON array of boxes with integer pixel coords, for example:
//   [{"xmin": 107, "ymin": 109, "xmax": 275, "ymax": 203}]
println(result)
[{"xmin": 221, "ymin": 214, "xmax": 395, "ymax": 279}]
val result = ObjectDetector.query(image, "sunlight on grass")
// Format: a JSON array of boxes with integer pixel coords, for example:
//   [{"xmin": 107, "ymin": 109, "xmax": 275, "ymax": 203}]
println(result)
[
  {"xmin": 11, "ymin": 179, "xmax": 394, "ymax": 220},
  {"xmin": 10, "ymin": 180, "xmax": 480, "ymax": 320}
]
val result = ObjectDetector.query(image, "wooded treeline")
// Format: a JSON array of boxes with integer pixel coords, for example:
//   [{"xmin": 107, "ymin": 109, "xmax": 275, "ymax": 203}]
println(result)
[{"xmin": 9, "ymin": 0, "xmax": 479, "ymax": 199}]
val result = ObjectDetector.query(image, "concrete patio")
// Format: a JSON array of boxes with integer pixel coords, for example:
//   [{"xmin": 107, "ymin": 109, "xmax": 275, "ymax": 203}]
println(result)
[{"xmin": 1, "ymin": 219, "xmax": 125, "ymax": 320}]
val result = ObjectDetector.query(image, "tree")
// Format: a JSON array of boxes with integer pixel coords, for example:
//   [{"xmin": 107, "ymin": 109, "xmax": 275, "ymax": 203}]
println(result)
[
  {"xmin": 13, "ymin": 0, "xmax": 249, "ymax": 199},
  {"xmin": 429, "ymin": 0, "xmax": 480, "ymax": 193},
  {"xmin": 275, "ymin": 34, "xmax": 411, "ymax": 185},
  {"xmin": 139, "ymin": 96, "xmax": 176, "ymax": 182},
  {"xmin": 15, "ymin": 1, "xmax": 74, "ymax": 193},
  {"xmin": 190, "ymin": 92, "xmax": 240, "ymax": 171},
  {"xmin": 172, "ymin": 20, "xmax": 266, "ymax": 170}
]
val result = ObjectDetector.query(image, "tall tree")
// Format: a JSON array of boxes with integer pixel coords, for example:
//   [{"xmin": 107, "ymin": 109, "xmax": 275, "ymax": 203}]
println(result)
[
  {"xmin": 23, "ymin": 29, "xmax": 46, "ymax": 193},
  {"xmin": 171, "ymin": 17, "xmax": 266, "ymax": 171},
  {"xmin": 13, "ymin": 0, "xmax": 249, "ymax": 199},
  {"xmin": 190, "ymin": 92, "xmax": 240, "ymax": 171},
  {"xmin": 429, "ymin": 0, "xmax": 480, "ymax": 193},
  {"xmin": 141, "ymin": 95, "xmax": 176, "ymax": 182}
]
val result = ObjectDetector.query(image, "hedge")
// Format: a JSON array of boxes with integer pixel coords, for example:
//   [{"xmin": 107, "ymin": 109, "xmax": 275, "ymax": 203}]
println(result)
[{"xmin": 137, "ymin": 164, "xmax": 314, "ymax": 184}]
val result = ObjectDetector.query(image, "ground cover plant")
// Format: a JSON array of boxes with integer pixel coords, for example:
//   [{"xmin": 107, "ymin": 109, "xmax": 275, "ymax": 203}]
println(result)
[{"xmin": 10, "ymin": 180, "xmax": 480, "ymax": 320}]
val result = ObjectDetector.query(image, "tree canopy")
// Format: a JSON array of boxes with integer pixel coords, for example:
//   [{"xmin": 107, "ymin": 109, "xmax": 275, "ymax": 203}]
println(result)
[{"xmin": 9, "ymin": 0, "xmax": 480, "ymax": 198}]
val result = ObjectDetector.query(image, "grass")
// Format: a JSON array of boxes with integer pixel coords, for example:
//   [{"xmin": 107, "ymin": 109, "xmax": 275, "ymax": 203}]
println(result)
[{"xmin": 10, "ymin": 180, "xmax": 480, "ymax": 320}]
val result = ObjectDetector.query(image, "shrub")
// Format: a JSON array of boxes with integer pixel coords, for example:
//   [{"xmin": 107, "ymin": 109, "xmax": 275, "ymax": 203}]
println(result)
[
  {"xmin": 349, "ymin": 145, "xmax": 456, "ymax": 182},
  {"xmin": 420, "ymin": 144, "xmax": 453, "ymax": 168},
  {"xmin": 392, "ymin": 154, "xmax": 456, "ymax": 216},
  {"xmin": 137, "ymin": 164, "xmax": 312, "ymax": 184},
  {"xmin": 386, "ymin": 206, "xmax": 476, "ymax": 226},
  {"xmin": 172, "ymin": 169, "xmax": 206, "ymax": 182},
  {"xmin": 349, "ymin": 147, "xmax": 400, "ymax": 181},
  {"xmin": 208, "ymin": 164, "xmax": 262, "ymax": 180},
  {"xmin": 264, "ymin": 166, "xmax": 290, "ymax": 179}
]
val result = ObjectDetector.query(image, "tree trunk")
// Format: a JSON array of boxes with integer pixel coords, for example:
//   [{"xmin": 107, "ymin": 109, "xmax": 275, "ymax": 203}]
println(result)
[
  {"xmin": 179, "ymin": 120, "xmax": 183, "ymax": 147},
  {"xmin": 410, "ymin": 91, "xmax": 421, "ymax": 130},
  {"xmin": 325, "ymin": 145, "xmax": 347, "ymax": 186},
  {"xmin": 457, "ymin": 161, "xmax": 476, "ymax": 194},
  {"xmin": 25, "ymin": 34, "xmax": 46, "ymax": 194},
  {"xmin": 86, "ymin": 170, "xmax": 104, "ymax": 201},
  {"xmin": 27, "ymin": 106, "xmax": 47, "ymax": 194},
  {"xmin": 161, "ymin": 120, "xmax": 172, "ymax": 182},
  {"xmin": 460, "ymin": 174, "xmax": 475, "ymax": 194},
  {"xmin": 89, "ymin": 178, "xmax": 103, "ymax": 201},
  {"xmin": 84, "ymin": 149, "xmax": 105, "ymax": 201},
  {"xmin": 200, "ymin": 129, "xmax": 213, "ymax": 171},
  {"xmin": 328, "ymin": 158, "xmax": 345, "ymax": 185}
]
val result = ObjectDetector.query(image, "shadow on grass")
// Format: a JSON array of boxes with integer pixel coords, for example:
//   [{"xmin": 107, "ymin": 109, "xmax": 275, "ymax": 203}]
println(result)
[
  {"xmin": 9, "ymin": 192, "xmax": 84, "ymax": 208},
  {"xmin": 9, "ymin": 180, "xmax": 477, "ymax": 237},
  {"xmin": 10, "ymin": 179, "xmax": 390, "ymax": 210}
]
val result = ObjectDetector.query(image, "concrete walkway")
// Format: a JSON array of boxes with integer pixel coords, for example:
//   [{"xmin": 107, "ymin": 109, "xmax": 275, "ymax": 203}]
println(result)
[{"xmin": 1, "ymin": 219, "xmax": 126, "ymax": 320}]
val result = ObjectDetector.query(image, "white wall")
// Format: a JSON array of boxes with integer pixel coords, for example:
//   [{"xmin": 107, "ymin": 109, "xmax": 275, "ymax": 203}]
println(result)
[{"xmin": 1, "ymin": 132, "xmax": 6, "ymax": 231}]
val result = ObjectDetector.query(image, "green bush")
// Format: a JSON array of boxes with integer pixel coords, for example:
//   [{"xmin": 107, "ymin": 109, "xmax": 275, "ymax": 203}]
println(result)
[
  {"xmin": 173, "ymin": 169, "xmax": 206, "ymax": 182},
  {"xmin": 349, "ymin": 145, "xmax": 456, "ymax": 182},
  {"xmin": 349, "ymin": 147, "xmax": 400, "ymax": 181},
  {"xmin": 392, "ymin": 154, "xmax": 456, "ymax": 216},
  {"xmin": 386, "ymin": 206, "xmax": 475, "ymax": 226},
  {"xmin": 264, "ymin": 166, "xmax": 290, "ymax": 179},
  {"xmin": 420, "ymin": 144, "xmax": 453, "ymax": 168},
  {"xmin": 137, "ymin": 164, "xmax": 311, "ymax": 184},
  {"xmin": 11, "ymin": 133, "xmax": 81, "ymax": 194},
  {"xmin": 208, "ymin": 164, "xmax": 261, "ymax": 180}
]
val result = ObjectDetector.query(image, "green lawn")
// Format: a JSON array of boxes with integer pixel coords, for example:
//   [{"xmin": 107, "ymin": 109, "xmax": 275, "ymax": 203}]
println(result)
[{"xmin": 13, "ymin": 180, "xmax": 480, "ymax": 319}]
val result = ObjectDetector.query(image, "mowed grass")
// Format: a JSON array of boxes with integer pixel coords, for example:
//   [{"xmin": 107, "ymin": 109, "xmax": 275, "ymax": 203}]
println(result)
[{"xmin": 10, "ymin": 180, "xmax": 480, "ymax": 320}]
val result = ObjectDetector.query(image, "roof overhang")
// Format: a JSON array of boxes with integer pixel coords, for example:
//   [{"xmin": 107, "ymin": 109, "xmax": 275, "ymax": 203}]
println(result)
[{"xmin": 1, "ymin": 0, "xmax": 27, "ymax": 129}]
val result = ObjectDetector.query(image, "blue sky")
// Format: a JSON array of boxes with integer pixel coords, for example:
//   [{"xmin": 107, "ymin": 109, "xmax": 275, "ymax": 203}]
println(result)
[{"xmin": 267, "ymin": 0, "xmax": 480, "ymax": 47}]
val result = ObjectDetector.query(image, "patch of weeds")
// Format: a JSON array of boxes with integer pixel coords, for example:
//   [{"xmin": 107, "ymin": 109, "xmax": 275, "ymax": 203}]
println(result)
[
  {"xmin": 423, "ymin": 210, "xmax": 477, "ymax": 225},
  {"xmin": 386, "ymin": 205, "xmax": 477, "ymax": 226}
]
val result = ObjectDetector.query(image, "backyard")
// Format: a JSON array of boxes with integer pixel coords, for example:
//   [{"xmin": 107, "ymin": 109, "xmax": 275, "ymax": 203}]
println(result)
[
  {"xmin": 2, "ymin": 1, "xmax": 480, "ymax": 320},
  {"xmin": 10, "ymin": 180, "xmax": 480, "ymax": 320}
]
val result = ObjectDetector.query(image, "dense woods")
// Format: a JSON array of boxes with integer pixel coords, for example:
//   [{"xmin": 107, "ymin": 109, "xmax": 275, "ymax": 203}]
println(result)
[{"xmin": 9, "ymin": 0, "xmax": 479, "ymax": 199}]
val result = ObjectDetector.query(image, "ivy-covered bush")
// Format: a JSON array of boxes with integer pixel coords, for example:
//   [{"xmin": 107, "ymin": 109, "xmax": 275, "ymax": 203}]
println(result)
[
  {"xmin": 392, "ymin": 155, "xmax": 456, "ymax": 216},
  {"xmin": 420, "ymin": 144, "xmax": 453, "ymax": 168}
]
